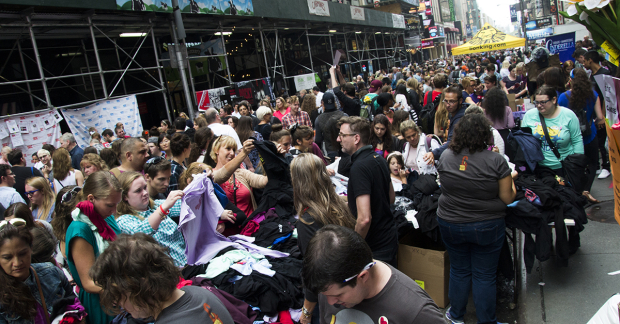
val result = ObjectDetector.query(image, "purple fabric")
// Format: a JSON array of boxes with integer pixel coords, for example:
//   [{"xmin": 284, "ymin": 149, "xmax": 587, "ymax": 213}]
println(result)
[{"xmin": 179, "ymin": 174, "xmax": 240, "ymax": 265}]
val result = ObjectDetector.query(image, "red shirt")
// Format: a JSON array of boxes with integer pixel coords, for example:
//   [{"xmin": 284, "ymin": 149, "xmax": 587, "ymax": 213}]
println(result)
[
  {"xmin": 423, "ymin": 90, "xmax": 443, "ymax": 107},
  {"xmin": 273, "ymin": 107, "xmax": 290, "ymax": 122},
  {"xmin": 221, "ymin": 178, "xmax": 254, "ymax": 217}
]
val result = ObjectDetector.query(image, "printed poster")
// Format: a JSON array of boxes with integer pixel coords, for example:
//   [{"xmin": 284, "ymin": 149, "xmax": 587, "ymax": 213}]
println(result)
[
  {"xmin": 0, "ymin": 110, "xmax": 62, "ymax": 166},
  {"xmin": 308, "ymin": 0, "xmax": 330, "ymax": 16},
  {"xmin": 545, "ymin": 32, "xmax": 575, "ymax": 63},
  {"xmin": 61, "ymin": 95, "xmax": 143, "ymax": 149},
  {"xmin": 294, "ymin": 73, "xmax": 317, "ymax": 92}
]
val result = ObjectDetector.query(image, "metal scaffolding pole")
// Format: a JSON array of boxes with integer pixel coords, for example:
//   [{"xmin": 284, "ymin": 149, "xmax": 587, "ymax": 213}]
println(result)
[
  {"xmin": 80, "ymin": 39, "xmax": 98, "ymax": 100},
  {"xmin": 150, "ymin": 24, "xmax": 172, "ymax": 123},
  {"xmin": 373, "ymin": 32, "xmax": 380, "ymax": 72},
  {"xmin": 343, "ymin": 32, "xmax": 352, "ymax": 81},
  {"xmin": 305, "ymin": 25, "xmax": 314, "ymax": 73},
  {"xmin": 275, "ymin": 29, "xmax": 288, "ymax": 94},
  {"xmin": 88, "ymin": 16, "xmax": 109, "ymax": 99},
  {"xmin": 259, "ymin": 23, "xmax": 270, "ymax": 86},
  {"xmin": 170, "ymin": 19, "xmax": 195, "ymax": 119},
  {"xmin": 27, "ymin": 16, "xmax": 52, "ymax": 108},
  {"xmin": 220, "ymin": 23, "xmax": 232, "ymax": 85},
  {"xmin": 328, "ymin": 33, "xmax": 334, "ymax": 64},
  {"xmin": 113, "ymin": 38, "xmax": 128, "ymax": 96},
  {"xmin": 17, "ymin": 40, "xmax": 35, "ymax": 110}
]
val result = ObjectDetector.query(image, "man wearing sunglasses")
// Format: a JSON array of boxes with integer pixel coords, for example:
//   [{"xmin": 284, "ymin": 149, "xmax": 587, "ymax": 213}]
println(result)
[
  {"xmin": 0, "ymin": 164, "xmax": 25, "ymax": 209},
  {"xmin": 302, "ymin": 225, "xmax": 443, "ymax": 323}
]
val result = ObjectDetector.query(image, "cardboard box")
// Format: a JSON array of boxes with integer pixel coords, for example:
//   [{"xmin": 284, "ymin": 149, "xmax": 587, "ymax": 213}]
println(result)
[{"xmin": 398, "ymin": 230, "xmax": 450, "ymax": 308}]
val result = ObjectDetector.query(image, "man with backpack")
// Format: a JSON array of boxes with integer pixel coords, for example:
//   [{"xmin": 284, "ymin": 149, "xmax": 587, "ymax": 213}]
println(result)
[
  {"xmin": 423, "ymin": 73, "xmax": 447, "ymax": 106},
  {"xmin": 360, "ymin": 79, "xmax": 383, "ymax": 119}
]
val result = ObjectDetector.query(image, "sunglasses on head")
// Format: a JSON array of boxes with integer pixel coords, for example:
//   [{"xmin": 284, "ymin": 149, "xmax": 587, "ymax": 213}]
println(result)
[
  {"xmin": 145, "ymin": 156, "xmax": 165, "ymax": 169},
  {"xmin": 0, "ymin": 218, "xmax": 27, "ymax": 231},
  {"xmin": 62, "ymin": 186, "xmax": 82, "ymax": 203}
]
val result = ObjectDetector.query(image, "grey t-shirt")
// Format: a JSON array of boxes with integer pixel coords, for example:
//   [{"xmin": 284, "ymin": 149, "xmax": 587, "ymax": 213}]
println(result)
[
  {"xmin": 156, "ymin": 286, "xmax": 234, "ymax": 324},
  {"xmin": 437, "ymin": 149, "xmax": 511, "ymax": 223},
  {"xmin": 319, "ymin": 264, "xmax": 444, "ymax": 324}
]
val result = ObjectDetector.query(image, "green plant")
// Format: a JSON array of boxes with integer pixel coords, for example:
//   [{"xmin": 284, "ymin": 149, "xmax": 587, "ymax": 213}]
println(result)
[{"xmin": 560, "ymin": 0, "xmax": 620, "ymax": 51}]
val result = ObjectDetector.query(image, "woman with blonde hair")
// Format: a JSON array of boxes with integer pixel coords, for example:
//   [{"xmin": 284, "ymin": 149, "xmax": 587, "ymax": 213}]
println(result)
[
  {"xmin": 434, "ymin": 93, "xmax": 450, "ymax": 142},
  {"xmin": 212, "ymin": 135, "xmax": 267, "ymax": 218},
  {"xmin": 52, "ymin": 147, "xmax": 84, "ymax": 194},
  {"xmin": 291, "ymin": 153, "xmax": 356, "ymax": 324},
  {"xmin": 25, "ymin": 176, "xmax": 56, "ymax": 222},
  {"xmin": 406, "ymin": 77, "xmax": 422, "ymax": 114},
  {"xmin": 273, "ymin": 97, "xmax": 290, "ymax": 122},
  {"xmin": 80, "ymin": 153, "xmax": 109, "ymax": 178},
  {"xmin": 52, "ymin": 171, "xmax": 122, "ymax": 324},
  {"xmin": 115, "ymin": 171, "xmax": 187, "ymax": 267}
]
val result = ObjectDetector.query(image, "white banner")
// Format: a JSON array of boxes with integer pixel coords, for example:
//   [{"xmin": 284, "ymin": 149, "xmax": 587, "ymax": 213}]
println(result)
[
  {"xmin": 61, "ymin": 95, "xmax": 143, "ymax": 148},
  {"xmin": 351, "ymin": 6, "xmax": 365, "ymax": 21},
  {"xmin": 393, "ymin": 14, "xmax": 406, "ymax": 29},
  {"xmin": 294, "ymin": 73, "xmax": 317, "ymax": 92},
  {"xmin": 308, "ymin": 0, "xmax": 330, "ymax": 16},
  {"xmin": 196, "ymin": 87, "xmax": 229, "ymax": 111},
  {"xmin": 1, "ymin": 110, "xmax": 62, "ymax": 167}
]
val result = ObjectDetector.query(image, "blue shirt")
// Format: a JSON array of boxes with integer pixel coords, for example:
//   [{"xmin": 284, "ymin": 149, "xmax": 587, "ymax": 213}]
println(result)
[
  {"xmin": 558, "ymin": 90, "xmax": 598, "ymax": 145},
  {"xmin": 69, "ymin": 145, "xmax": 84, "ymax": 170}
]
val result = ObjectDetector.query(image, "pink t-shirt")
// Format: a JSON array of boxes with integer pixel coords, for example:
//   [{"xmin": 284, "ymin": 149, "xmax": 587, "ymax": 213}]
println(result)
[{"xmin": 273, "ymin": 107, "xmax": 290, "ymax": 121}]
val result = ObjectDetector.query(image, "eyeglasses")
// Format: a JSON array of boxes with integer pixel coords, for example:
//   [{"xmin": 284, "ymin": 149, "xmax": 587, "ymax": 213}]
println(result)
[
  {"xmin": 534, "ymin": 100, "xmax": 552, "ymax": 106},
  {"xmin": 0, "ymin": 218, "xmax": 27, "ymax": 231},
  {"xmin": 343, "ymin": 261, "xmax": 376, "ymax": 282},
  {"xmin": 26, "ymin": 189, "xmax": 39, "ymax": 196},
  {"xmin": 62, "ymin": 186, "xmax": 82, "ymax": 203},
  {"xmin": 443, "ymin": 100, "xmax": 459, "ymax": 105},
  {"xmin": 338, "ymin": 133, "xmax": 357, "ymax": 138}
]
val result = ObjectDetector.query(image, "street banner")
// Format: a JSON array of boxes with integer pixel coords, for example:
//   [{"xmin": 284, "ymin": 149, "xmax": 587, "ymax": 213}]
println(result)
[
  {"xmin": 62, "ymin": 95, "xmax": 143, "ymax": 149},
  {"xmin": 116, "ymin": 0, "xmax": 254, "ymax": 15},
  {"xmin": 510, "ymin": 5, "xmax": 518, "ymax": 22},
  {"xmin": 545, "ymin": 32, "xmax": 575, "ymax": 63},
  {"xmin": 351, "ymin": 6, "xmax": 365, "ymax": 20}
]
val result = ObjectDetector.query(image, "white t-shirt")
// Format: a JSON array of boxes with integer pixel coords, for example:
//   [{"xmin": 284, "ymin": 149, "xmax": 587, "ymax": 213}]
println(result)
[
  {"xmin": 395, "ymin": 94, "xmax": 410, "ymax": 111},
  {"xmin": 315, "ymin": 92, "xmax": 324, "ymax": 108},
  {"xmin": 208, "ymin": 123, "xmax": 242, "ymax": 149}
]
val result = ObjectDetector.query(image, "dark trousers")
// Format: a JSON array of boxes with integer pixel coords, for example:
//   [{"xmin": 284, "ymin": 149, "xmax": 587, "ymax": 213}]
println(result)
[
  {"xmin": 371, "ymin": 236, "xmax": 399, "ymax": 268},
  {"xmin": 438, "ymin": 217, "xmax": 505, "ymax": 324},
  {"xmin": 597, "ymin": 128, "xmax": 609, "ymax": 171},
  {"xmin": 584, "ymin": 136, "xmax": 600, "ymax": 192}
]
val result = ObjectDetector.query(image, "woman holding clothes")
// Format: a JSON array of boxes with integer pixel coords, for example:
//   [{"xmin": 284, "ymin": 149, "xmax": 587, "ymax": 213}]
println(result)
[
  {"xmin": 558, "ymin": 68, "xmax": 605, "ymax": 203},
  {"xmin": 291, "ymin": 153, "xmax": 356, "ymax": 324},
  {"xmin": 437, "ymin": 113, "xmax": 516, "ymax": 324}
]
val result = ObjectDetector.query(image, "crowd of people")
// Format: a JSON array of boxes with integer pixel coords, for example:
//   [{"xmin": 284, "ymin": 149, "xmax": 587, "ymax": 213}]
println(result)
[{"xmin": 0, "ymin": 36, "xmax": 614, "ymax": 324}]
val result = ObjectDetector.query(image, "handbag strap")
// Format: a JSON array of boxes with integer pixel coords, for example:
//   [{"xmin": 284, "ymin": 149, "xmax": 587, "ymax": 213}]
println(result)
[
  {"xmin": 538, "ymin": 112, "xmax": 562, "ymax": 160},
  {"xmin": 31, "ymin": 266, "xmax": 51, "ymax": 324}
]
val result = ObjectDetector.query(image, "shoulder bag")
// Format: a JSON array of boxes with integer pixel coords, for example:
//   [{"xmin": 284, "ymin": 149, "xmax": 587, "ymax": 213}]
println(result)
[
  {"xmin": 31, "ymin": 266, "xmax": 51, "ymax": 324},
  {"xmin": 538, "ymin": 112, "xmax": 590, "ymax": 192}
]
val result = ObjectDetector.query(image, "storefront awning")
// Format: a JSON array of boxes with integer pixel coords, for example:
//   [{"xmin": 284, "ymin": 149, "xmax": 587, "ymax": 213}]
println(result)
[{"xmin": 451, "ymin": 23, "xmax": 525, "ymax": 55}]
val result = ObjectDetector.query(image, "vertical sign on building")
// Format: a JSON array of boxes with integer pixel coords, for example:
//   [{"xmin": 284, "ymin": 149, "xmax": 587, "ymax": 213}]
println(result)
[
  {"xmin": 448, "ymin": 0, "xmax": 456, "ymax": 21},
  {"xmin": 510, "ymin": 5, "xmax": 518, "ymax": 22}
]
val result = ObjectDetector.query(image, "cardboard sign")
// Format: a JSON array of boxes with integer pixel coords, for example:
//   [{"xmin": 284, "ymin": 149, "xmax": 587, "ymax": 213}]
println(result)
[{"xmin": 605, "ymin": 123, "xmax": 620, "ymax": 226}]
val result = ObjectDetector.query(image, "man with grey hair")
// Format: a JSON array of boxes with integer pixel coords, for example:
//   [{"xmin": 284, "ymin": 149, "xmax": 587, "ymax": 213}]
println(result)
[
  {"xmin": 60, "ymin": 132, "xmax": 84, "ymax": 170},
  {"xmin": 205, "ymin": 108, "xmax": 242, "ymax": 149}
]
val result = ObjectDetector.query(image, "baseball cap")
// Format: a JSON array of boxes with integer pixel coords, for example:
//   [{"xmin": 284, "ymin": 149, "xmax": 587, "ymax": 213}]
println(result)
[
  {"xmin": 322, "ymin": 92, "xmax": 336, "ymax": 111},
  {"xmin": 369, "ymin": 79, "xmax": 383, "ymax": 93}
]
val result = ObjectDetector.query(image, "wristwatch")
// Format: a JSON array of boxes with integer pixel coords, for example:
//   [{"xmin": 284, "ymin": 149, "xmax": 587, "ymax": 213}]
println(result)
[{"xmin": 302, "ymin": 306, "xmax": 312, "ymax": 318}]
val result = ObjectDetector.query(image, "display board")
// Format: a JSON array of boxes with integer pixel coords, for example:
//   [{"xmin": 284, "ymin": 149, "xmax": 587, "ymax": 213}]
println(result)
[{"xmin": 0, "ymin": 110, "xmax": 62, "ymax": 167}]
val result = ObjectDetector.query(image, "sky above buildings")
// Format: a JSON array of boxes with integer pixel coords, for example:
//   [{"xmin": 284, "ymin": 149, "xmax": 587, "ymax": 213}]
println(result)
[{"xmin": 475, "ymin": 0, "xmax": 517, "ymax": 33}]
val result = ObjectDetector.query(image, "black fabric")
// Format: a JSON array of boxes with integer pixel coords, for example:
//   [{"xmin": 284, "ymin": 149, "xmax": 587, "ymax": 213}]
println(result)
[
  {"xmin": 406, "ymin": 89, "xmax": 422, "ymax": 116},
  {"xmin": 252, "ymin": 216, "xmax": 294, "ymax": 248},
  {"xmin": 12, "ymin": 166, "xmax": 44, "ymax": 204},
  {"xmin": 409, "ymin": 174, "xmax": 441, "ymax": 242},
  {"xmin": 254, "ymin": 123, "xmax": 272, "ymax": 142},
  {"xmin": 336, "ymin": 155, "xmax": 352, "ymax": 178},
  {"xmin": 418, "ymin": 91, "xmax": 440, "ymax": 134},
  {"xmin": 505, "ymin": 129, "xmax": 542, "ymax": 174},
  {"xmin": 248, "ymin": 140, "xmax": 295, "ymax": 221},
  {"xmin": 224, "ymin": 201, "xmax": 247, "ymax": 230}
]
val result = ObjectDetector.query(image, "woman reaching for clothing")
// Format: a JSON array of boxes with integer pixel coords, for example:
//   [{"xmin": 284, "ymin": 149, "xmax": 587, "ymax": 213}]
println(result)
[
  {"xmin": 400, "ymin": 120, "xmax": 440, "ymax": 177},
  {"xmin": 370, "ymin": 114, "xmax": 395, "ymax": 159}
]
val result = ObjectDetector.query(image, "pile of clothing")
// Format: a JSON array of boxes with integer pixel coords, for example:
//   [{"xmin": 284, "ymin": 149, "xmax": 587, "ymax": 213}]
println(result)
[
  {"xmin": 506, "ymin": 174, "xmax": 588, "ymax": 273},
  {"xmin": 392, "ymin": 174, "xmax": 443, "ymax": 243},
  {"xmin": 178, "ymin": 141, "xmax": 305, "ymax": 321}
]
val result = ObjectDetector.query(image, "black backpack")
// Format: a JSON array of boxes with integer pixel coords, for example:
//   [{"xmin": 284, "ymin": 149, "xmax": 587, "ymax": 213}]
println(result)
[
  {"xmin": 418, "ymin": 91, "xmax": 441, "ymax": 135},
  {"xmin": 568, "ymin": 93, "xmax": 592, "ymax": 138}
]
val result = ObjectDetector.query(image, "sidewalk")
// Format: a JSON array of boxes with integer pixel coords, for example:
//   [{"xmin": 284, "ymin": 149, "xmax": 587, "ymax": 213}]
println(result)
[{"xmin": 518, "ymin": 175, "xmax": 620, "ymax": 323}]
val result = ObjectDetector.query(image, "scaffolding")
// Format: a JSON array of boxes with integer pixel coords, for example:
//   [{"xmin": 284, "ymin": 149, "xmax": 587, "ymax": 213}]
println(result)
[{"xmin": 0, "ymin": 8, "xmax": 407, "ymax": 120}]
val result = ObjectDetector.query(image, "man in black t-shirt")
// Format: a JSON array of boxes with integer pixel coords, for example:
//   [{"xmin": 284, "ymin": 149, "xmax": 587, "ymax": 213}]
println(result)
[
  {"xmin": 337, "ymin": 116, "xmax": 397, "ymax": 266},
  {"xmin": 8, "ymin": 149, "xmax": 44, "ymax": 204}
]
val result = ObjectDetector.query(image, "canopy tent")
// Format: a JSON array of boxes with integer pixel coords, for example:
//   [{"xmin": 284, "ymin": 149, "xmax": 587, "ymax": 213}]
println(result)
[{"xmin": 452, "ymin": 23, "xmax": 526, "ymax": 56}]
